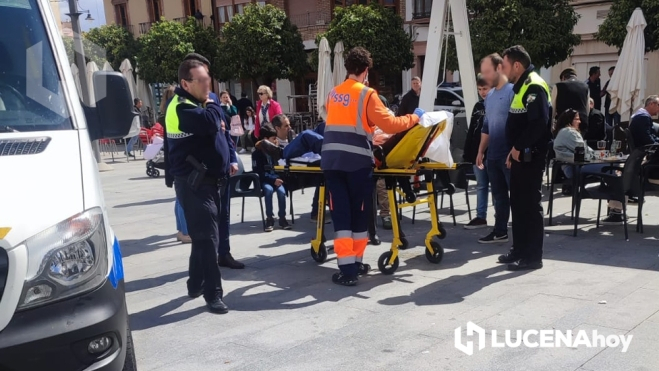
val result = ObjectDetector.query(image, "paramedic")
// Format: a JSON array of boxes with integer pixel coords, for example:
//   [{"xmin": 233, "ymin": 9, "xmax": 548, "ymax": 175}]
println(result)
[
  {"xmin": 500, "ymin": 45, "xmax": 551, "ymax": 272},
  {"xmin": 166, "ymin": 59, "xmax": 229, "ymax": 314},
  {"xmin": 322, "ymin": 47, "xmax": 424, "ymax": 286}
]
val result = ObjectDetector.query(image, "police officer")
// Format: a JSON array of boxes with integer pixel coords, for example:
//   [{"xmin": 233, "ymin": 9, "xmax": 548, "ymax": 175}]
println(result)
[
  {"xmin": 499, "ymin": 45, "xmax": 551, "ymax": 271},
  {"xmin": 322, "ymin": 47, "xmax": 423, "ymax": 286},
  {"xmin": 166, "ymin": 59, "xmax": 230, "ymax": 313},
  {"xmin": 551, "ymin": 67, "xmax": 589, "ymax": 134}
]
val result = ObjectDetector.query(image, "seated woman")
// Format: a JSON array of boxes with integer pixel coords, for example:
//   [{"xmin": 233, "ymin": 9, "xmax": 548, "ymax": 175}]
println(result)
[
  {"xmin": 252, "ymin": 123, "xmax": 292, "ymax": 232},
  {"xmin": 553, "ymin": 109, "xmax": 625, "ymax": 224}
]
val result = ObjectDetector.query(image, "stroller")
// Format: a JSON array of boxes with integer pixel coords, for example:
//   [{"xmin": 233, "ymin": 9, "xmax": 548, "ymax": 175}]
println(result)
[{"xmin": 145, "ymin": 135, "xmax": 165, "ymax": 178}]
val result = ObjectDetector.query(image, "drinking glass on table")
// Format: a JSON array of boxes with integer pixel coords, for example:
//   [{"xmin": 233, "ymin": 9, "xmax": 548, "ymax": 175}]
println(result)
[
  {"xmin": 597, "ymin": 140, "xmax": 606, "ymax": 150},
  {"xmin": 611, "ymin": 140, "xmax": 621, "ymax": 155}
]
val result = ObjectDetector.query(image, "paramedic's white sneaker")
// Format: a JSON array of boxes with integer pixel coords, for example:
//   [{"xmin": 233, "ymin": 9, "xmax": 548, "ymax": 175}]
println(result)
[{"xmin": 238, "ymin": 149, "xmax": 247, "ymax": 154}]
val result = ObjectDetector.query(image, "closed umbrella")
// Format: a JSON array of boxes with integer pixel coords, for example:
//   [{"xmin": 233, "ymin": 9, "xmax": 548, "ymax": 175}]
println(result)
[
  {"xmin": 317, "ymin": 37, "xmax": 334, "ymax": 121},
  {"xmin": 102, "ymin": 61, "xmax": 113, "ymax": 71},
  {"xmin": 70, "ymin": 63, "xmax": 82, "ymax": 98},
  {"xmin": 119, "ymin": 58, "xmax": 138, "ymax": 101},
  {"xmin": 136, "ymin": 66, "xmax": 156, "ymax": 122},
  {"xmin": 607, "ymin": 7, "xmax": 647, "ymax": 122},
  {"xmin": 333, "ymin": 41, "xmax": 346, "ymax": 87},
  {"xmin": 85, "ymin": 61, "xmax": 99, "ymax": 106}
]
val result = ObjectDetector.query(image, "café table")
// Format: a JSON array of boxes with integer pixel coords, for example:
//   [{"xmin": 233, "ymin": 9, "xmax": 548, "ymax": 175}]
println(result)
[{"xmin": 547, "ymin": 154, "xmax": 628, "ymax": 226}]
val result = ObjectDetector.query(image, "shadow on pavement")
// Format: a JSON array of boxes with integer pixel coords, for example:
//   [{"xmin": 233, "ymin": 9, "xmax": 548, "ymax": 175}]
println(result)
[
  {"xmin": 119, "ymin": 234, "xmax": 180, "ymax": 258},
  {"xmin": 129, "ymin": 296, "xmax": 206, "ymax": 331},
  {"xmin": 114, "ymin": 197, "xmax": 176, "ymax": 208}
]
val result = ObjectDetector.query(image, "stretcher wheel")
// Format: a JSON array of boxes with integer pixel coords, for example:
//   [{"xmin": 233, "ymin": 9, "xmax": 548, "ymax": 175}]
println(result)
[
  {"xmin": 310, "ymin": 244, "xmax": 328, "ymax": 263},
  {"xmin": 398, "ymin": 237, "xmax": 409, "ymax": 250},
  {"xmin": 425, "ymin": 241, "xmax": 444, "ymax": 264},
  {"xmin": 437, "ymin": 223, "xmax": 447, "ymax": 240},
  {"xmin": 378, "ymin": 251, "xmax": 399, "ymax": 275},
  {"xmin": 146, "ymin": 168, "xmax": 160, "ymax": 178}
]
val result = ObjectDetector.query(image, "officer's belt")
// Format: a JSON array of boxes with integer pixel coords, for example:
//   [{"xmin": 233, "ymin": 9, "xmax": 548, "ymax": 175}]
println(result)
[{"xmin": 200, "ymin": 177, "xmax": 228, "ymax": 188}]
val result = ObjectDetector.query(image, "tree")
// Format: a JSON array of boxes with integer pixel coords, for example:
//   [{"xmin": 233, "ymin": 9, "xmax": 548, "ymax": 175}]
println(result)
[
  {"xmin": 443, "ymin": 0, "xmax": 580, "ymax": 71},
  {"xmin": 62, "ymin": 36, "xmax": 107, "ymax": 68},
  {"xmin": 83, "ymin": 24, "xmax": 139, "ymax": 71},
  {"xmin": 217, "ymin": 4, "xmax": 308, "ymax": 86},
  {"xmin": 136, "ymin": 20, "xmax": 195, "ymax": 84},
  {"xmin": 182, "ymin": 18, "xmax": 223, "ymax": 80},
  {"xmin": 317, "ymin": 3, "xmax": 414, "ymax": 76},
  {"xmin": 596, "ymin": 0, "xmax": 659, "ymax": 53}
]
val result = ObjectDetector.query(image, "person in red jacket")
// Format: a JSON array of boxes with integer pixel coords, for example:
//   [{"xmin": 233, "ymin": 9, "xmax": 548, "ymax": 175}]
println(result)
[{"xmin": 254, "ymin": 85, "xmax": 283, "ymax": 139}]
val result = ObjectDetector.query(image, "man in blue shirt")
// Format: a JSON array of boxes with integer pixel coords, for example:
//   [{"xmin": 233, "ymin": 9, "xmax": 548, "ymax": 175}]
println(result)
[
  {"xmin": 476, "ymin": 53, "xmax": 514, "ymax": 244},
  {"xmin": 183, "ymin": 53, "xmax": 245, "ymax": 270},
  {"xmin": 166, "ymin": 59, "xmax": 230, "ymax": 314}
]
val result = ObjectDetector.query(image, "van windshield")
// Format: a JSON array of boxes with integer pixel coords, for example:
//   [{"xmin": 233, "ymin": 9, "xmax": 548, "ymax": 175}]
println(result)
[{"xmin": 0, "ymin": 0, "xmax": 73, "ymax": 133}]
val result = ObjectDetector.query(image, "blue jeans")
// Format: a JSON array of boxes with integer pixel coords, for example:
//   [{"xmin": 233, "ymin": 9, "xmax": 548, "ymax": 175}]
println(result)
[
  {"xmin": 487, "ymin": 158, "xmax": 511, "ymax": 234},
  {"xmin": 175, "ymin": 198, "xmax": 188, "ymax": 235},
  {"xmin": 126, "ymin": 135, "xmax": 140, "ymax": 153},
  {"xmin": 562, "ymin": 163, "xmax": 608, "ymax": 179},
  {"xmin": 472, "ymin": 164, "xmax": 489, "ymax": 219},
  {"xmin": 283, "ymin": 130, "xmax": 324, "ymax": 159},
  {"xmin": 263, "ymin": 183, "xmax": 287, "ymax": 218}
]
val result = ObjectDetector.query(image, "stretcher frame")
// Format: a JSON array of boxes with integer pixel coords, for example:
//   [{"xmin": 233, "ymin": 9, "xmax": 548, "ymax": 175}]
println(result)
[{"xmin": 274, "ymin": 161, "xmax": 455, "ymax": 274}]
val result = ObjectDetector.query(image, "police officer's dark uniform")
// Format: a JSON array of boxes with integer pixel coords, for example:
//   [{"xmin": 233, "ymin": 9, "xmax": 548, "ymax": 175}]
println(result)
[
  {"xmin": 166, "ymin": 85, "xmax": 230, "ymax": 314},
  {"xmin": 502, "ymin": 63, "xmax": 552, "ymax": 270},
  {"xmin": 554, "ymin": 69, "xmax": 589, "ymax": 133}
]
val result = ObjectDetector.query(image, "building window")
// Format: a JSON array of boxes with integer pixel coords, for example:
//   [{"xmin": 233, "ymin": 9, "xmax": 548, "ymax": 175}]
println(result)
[
  {"xmin": 115, "ymin": 3, "xmax": 129, "ymax": 26},
  {"xmin": 183, "ymin": 0, "xmax": 201, "ymax": 17},
  {"xmin": 217, "ymin": 5, "xmax": 234, "ymax": 25},
  {"xmin": 413, "ymin": 0, "xmax": 432, "ymax": 19},
  {"xmin": 147, "ymin": 0, "xmax": 163, "ymax": 22}
]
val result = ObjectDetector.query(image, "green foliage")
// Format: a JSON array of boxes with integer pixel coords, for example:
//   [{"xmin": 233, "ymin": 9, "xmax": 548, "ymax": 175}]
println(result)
[
  {"xmin": 136, "ymin": 18, "xmax": 223, "ymax": 84},
  {"xmin": 83, "ymin": 25, "xmax": 139, "ymax": 70},
  {"xmin": 596, "ymin": 0, "xmax": 659, "ymax": 53},
  {"xmin": 62, "ymin": 36, "xmax": 107, "ymax": 68},
  {"xmin": 317, "ymin": 3, "xmax": 414, "ymax": 76},
  {"xmin": 217, "ymin": 4, "xmax": 308, "ymax": 85},
  {"xmin": 444, "ymin": 0, "xmax": 580, "ymax": 71}
]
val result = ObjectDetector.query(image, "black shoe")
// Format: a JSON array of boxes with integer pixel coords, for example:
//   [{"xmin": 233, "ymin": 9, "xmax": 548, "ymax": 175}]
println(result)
[
  {"xmin": 497, "ymin": 251, "xmax": 519, "ymax": 264},
  {"xmin": 369, "ymin": 234, "xmax": 381, "ymax": 245},
  {"xmin": 279, "ymin": 217, "xmax": 292, "ymax": 230},
  {"xmin": 188, "ymin": 289, "xmax": 203, "ymax": 299},
  {"xmin": 507, "ymin": 259, "xmax": 543, "ymax": 271},
  {"xmin": 479, "ymin": 231, "xmax": 509, "ymax": 244},
  {"xmin": 218, "ymin": 253, "xmax": 245, "ymax": 269},
  {"xmin": 464, "ymin": 217, "xmax": 488, "ymax": 230},
  {"xmin": 206, "ymin": 298, "xmax": 229, "ymax": 314},
  {"xmin": 561, "ymin": 184, "xmax": 573, "ymax": 196},
  {"xmin": 265, "ymin": 218, "xmax": 275, "ymax": 232},
  {"xmin": 602, "ymin": 213, "xmax": 625, "ymax": 225},
  {"xmin": 357, "ymin": 263, "xmax": 371, "ymax": 276},
  {"xmin": 331, "ymin": 272, "xmax": 358, "ymax": 286},
  {"xmin": 125, "ymin": 151, "xmax": 136, "ymax": 158}
]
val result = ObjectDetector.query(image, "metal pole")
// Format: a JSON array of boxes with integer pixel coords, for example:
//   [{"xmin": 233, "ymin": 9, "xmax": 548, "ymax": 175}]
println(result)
[{"xmin": 67, "ymin": 0, "xmax": 105, "ymax": 167}]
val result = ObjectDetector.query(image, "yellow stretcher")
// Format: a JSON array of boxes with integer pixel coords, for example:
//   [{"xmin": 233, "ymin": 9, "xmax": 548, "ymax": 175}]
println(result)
[{"xmin": 275, "ymin": 121, "xmax": 456, "ymax": 274}]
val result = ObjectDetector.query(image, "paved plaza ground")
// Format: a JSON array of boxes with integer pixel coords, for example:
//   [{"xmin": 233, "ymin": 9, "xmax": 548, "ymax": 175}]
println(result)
[{"xmin": 101, "ymin": 153, "xmax": 659, "ymax": 371}]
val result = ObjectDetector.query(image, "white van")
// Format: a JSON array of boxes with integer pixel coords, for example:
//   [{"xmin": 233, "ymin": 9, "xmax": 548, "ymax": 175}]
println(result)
[{"xmin": 0, "ymin": 0, "xmax": 137, "ymax": 370}]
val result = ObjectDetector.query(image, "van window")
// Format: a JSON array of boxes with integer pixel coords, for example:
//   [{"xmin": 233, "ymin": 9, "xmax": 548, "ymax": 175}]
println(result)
[{"xmin": 0, "ymin": 0, "xmax": 73, "ymax": 132}]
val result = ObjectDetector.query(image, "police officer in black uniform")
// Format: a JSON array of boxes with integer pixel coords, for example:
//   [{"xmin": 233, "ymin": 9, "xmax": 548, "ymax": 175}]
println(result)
[
  {"xmin": 499, "ymin": 45, "xmax": 552, "ymax": 271},
  {"xmin": 165, "ymin": 59, "xmax": 230, "ymax": 314}
]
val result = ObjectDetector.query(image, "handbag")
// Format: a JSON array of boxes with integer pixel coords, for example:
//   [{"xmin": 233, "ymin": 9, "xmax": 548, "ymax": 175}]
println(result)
[{"xmin": 230, "ymin": 115, "xmax": 244, "ymax": 136}]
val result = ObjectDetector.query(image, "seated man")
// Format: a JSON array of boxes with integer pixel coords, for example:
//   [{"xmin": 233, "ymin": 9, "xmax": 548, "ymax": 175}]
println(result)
[
  {"xmin": 630, "ymin": 95, "xmax": 659, "ymax": 179},
  {"xmin": 252, "ymin": 124, "xmax": 292, "ymax": 232},
  {"xmin": 583, "ymin": 97, "xmax": 608, "ymax": 147}
]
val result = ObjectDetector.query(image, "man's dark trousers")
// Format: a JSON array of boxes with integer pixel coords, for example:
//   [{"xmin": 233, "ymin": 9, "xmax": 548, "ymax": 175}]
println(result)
[
  {"xmin": 175, "ymin": 177, "xmax": 224, "ymax": 301},
  {"xmin": 509, "ymin": 154, "xmax": 545, "ymax": 262},
  {"xmin": 218, "ymin": 185, "xmax": 231, "ymax": 257}
]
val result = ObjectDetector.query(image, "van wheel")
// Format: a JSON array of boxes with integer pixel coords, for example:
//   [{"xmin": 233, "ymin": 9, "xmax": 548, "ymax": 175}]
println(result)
[{"xmin": 122, "ymin": 326, "xmax": 137, "ymax": 371}]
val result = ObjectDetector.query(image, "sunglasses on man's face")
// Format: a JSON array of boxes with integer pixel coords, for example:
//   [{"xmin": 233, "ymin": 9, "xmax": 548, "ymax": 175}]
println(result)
[{"xmin": 258, "ymin": 92, "xmax": 265, "ymax": 96}]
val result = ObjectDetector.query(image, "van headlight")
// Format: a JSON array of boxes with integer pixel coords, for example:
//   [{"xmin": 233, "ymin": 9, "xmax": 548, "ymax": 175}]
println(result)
[{"xmin": 18, "ymin": 208, "xmax": 108, "ymax": 310}]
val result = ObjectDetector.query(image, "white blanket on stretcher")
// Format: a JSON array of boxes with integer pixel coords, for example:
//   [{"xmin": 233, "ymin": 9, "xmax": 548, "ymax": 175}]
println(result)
[
  {"xmin": 278, "ymin": 152, "xmax": 320, "ymax": 166},
  {"xmin": 420, "ymin": 111, "xmax": 455, "ymax": 167}
]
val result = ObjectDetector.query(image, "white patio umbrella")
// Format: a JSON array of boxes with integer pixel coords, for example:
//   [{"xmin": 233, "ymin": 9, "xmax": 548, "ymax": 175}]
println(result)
[
  {"xmin": 70, "ymin": 63, "xmax": 82, "ymax": 98},
  {"xmin": 317, "ymin": 37, "xmax": 334, "ymax": 121},
  {"xmin": 102, "ymin": 61, "xmax": 113, "ymax": 71},
  {"xmin": 119, "ymin": 58, "xmax": 138, "ymax": 101},
  {"xmin": 333, "ymin": 41, "xmax": 347, "ymax": 87},
  {"xmin": 608, "ymin": 7, "xmax": 647, "ymax": 122},
  {"xmin": 135, "ymin": 65, "xmax": 156, "ymax": 122},
  {"xmin": 85, "ymin": 61, "xmax": 99, "ymax": 106}
]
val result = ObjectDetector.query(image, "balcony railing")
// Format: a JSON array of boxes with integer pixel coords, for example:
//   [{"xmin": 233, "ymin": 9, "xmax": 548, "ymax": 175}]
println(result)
[
  {"xmin": 139, "ymin": 22, "xmax": 153, "ymax": 35},
  {"xmin": 289, "ymin": 11, "xmax": 330, "ymax": 28},
  {"xmin": 119, "ymin": 24, "xmax": 134, "ymax": 35},
  {"xmin": 412, "ymin": 11, "xmax": 431, "ymax": 19},
  {"xmin": 174, "ymin": 16, "xmax": 206, "ymax": 26}
]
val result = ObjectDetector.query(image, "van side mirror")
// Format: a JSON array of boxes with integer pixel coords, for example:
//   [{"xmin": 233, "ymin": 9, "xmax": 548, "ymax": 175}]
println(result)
[
  {"xmin": 452, "ymin": 100, "xmax": 462, "ymax": 107},
  {"xmin": 85, "ymin": 71, "xmax": 137, "ymax": 141}
]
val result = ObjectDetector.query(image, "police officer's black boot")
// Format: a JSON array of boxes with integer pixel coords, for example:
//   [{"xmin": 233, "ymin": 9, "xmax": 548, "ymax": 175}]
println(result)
[
  {"xmin": 206, "ymin": 295, "xmax": 229, "ymax": 314},
  {"xmin": 218, "ymin": 253, "xmax": 245, "ymax": 269}
]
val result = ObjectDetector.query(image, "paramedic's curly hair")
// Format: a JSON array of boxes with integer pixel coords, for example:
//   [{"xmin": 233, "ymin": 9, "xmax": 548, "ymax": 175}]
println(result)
[{"xmin": 344, "ymin": 47, "xmax": 373, "ymax": 76}]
